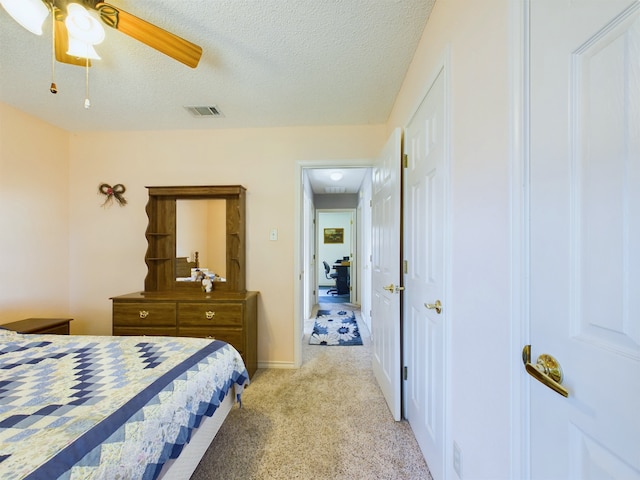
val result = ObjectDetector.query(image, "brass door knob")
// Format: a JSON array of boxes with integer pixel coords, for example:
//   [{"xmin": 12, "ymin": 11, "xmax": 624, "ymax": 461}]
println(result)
[
  {"xmin": 522, "ymin": 345, "xmax": 569, "ymax": 397},
  {"xmin": 383, "ymin": 284, "xmax": 405, "ymax": 293},
  {"xmin": 424, "ymin": 300, "xmax": 442, "ymax": 314}
]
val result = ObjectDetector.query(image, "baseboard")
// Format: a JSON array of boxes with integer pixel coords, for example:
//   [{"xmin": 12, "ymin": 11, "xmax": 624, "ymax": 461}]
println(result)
[{"xmin": 257, "ymin": 361, "xmax": 298, "ymax": 370}]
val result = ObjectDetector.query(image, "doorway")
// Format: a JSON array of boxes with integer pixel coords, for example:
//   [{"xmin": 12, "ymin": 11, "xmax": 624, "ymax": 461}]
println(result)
[
  {"xmin": 294, "ymin": 163, "xmax": 372, "ymax": 369},
  {"xmin": 316, "ymin": 209, "xmax": 354, "ymax": 303}
]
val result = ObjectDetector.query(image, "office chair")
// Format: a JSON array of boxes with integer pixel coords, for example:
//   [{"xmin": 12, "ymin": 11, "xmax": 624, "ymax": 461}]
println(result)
[{"xmin": 323, "ymin": 261, "xmax": 339, "ymax": 295}]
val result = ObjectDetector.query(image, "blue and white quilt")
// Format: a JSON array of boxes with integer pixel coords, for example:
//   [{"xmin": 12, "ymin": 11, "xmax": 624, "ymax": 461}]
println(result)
[{"xmin": 0, "ymin": 330, "xmax": 249, "ymax": 480}]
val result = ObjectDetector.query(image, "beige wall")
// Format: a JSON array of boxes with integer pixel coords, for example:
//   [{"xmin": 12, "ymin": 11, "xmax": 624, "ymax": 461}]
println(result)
[
  {"xmin": 67, "ymin": 126, "xmax": 384, "ymax": 366},
  {"xmin": 0, "ymin": 103, "xmax": 70, "ymax": 320},
  {"xmin": 0, "ymin": 106, "xmax": 383, "ymax": 365},
  {"xmin": 389, "ymin": 0, "xmax": 512, "ymax": 477}
]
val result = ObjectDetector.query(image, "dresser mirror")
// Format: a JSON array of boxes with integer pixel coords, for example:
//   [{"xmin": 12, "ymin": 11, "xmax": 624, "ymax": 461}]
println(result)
[
  {"xmin": 175, "ymin": 199, "xmax": 227, "ymax": 282},
  {"xmin": 144, "ymin": 186, "xmax": 246, "ymax": 293}
]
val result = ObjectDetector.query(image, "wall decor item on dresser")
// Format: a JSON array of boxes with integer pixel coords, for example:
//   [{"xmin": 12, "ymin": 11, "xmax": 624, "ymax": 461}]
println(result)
[
  {"xmin": 111, "ymin": 185, "xmax": 259, "ymax": 378},
  {"xmin": 98, "ymin": 183, "xmax": 127, "ymax": 207}
]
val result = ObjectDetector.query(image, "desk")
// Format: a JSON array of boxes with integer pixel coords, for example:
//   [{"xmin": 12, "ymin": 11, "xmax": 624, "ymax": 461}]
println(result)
[{"xmin": 332, "ymin": 264, "xmax": 350, "ymax": 295}]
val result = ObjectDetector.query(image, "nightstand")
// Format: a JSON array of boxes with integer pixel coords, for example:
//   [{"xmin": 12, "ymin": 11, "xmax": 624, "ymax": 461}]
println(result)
[{"xmin": 1, "ymin": 318, "xmax": 73, "ymax": 335}]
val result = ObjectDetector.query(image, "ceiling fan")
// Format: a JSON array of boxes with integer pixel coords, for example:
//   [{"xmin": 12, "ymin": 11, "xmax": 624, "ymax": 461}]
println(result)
[{"xmin": 1, "ymin": 0, "xmax": 203, "ymax": 68}]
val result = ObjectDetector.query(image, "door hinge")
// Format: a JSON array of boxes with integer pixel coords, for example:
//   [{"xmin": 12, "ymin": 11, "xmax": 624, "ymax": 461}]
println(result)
[
  {"xmin": 403, "ymin": 260, "xmax": 408, "ymax": 274},
  {"xmin": 403, "ymin": 153, "xmax": 408, "ymax": 168},
  {"xmin": 403, "ymin": 366, "xmax": 408, "ymax": 380}
]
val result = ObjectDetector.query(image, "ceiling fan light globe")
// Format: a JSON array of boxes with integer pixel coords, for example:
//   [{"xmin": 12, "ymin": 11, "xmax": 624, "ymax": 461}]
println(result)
[
  {"xmin": 0, "ymin": 0, "xmax": 49, "ymax": 35},
  {"xmin": 65, "ymin": 3, "xmax": 105, "ymax": 45},
  {"xmin": 67, "ymin": 37, "xmax": 101, "ymax": 60}
]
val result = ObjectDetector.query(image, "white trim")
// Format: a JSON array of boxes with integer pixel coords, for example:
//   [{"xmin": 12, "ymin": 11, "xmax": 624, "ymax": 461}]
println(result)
[
  {"xmin": 257, "ymin": 360, "xmax": 298, "ymax": 369},
  {"xmin": 315, "ymin": 208, "xmax": 357, "ymax": 299},
  {"xmin": 405, "ymin": 45, "xmax": 452, "ymax": 127},
  {"xmin": 294, "ymin": 158, "xmax": 374, "ymax": 369},
  {"xmin": 442, "ymin": 48, "xmax": 453, "ymax": 480},
  {"xmin": 438, "ymin": 47, "xmax": 453, "ymax": 480},
  {"xmin": 509, "ymin": 0, "xmax": 530, "ymax": 478}
]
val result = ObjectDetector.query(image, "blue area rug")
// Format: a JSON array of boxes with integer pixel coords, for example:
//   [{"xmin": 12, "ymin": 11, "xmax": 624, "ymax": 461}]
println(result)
[{"xmin": 309, "ymin": 310, "xmax": 362, "ymax": 346}]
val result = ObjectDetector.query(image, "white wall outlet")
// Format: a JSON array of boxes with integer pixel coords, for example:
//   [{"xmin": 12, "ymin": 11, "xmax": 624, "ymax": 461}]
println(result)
[
  {"xmin": 453, "ymin": 441, "xmax": 463, "ymax": 478},
  {"xmin": 269, "ymin": 228, "xmax": 278, "ymax": 241}
]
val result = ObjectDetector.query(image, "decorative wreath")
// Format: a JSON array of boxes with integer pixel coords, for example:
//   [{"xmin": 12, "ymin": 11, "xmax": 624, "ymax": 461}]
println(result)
[{"xmin": 98, "ymin": 183, "xmax": 127, "ymax": 207}]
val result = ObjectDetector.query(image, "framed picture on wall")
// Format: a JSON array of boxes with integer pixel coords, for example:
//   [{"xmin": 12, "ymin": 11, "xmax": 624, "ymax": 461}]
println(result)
[{"xmin": 324, "ymin": 228, "xmax": 344, "ymax": 244}]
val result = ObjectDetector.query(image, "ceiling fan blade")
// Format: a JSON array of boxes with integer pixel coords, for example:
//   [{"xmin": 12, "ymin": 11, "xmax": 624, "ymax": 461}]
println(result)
[
  {"xmin": 95, "ymin": 3, "xmax": 203, "ymax": 68},
  {"xmin": 53, "ymin": 9, "xmax": 91, "ymax": 67}
]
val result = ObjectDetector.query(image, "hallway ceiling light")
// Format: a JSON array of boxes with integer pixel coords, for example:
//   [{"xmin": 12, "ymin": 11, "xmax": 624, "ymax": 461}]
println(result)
[{"xmin": 329, "ymin": 171, "xmax": 343, "ymax": 181}]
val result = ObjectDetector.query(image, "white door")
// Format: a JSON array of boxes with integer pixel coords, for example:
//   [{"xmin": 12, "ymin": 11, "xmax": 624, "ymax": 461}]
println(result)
[
  {"xmin": 371, "ymin": 127, "xmax": 402, "ymax": 421},
  {"xmin": 403, "ymin": 68, "xmax": 447, "ymax": 480},
  {"xmin": 528, "ymin": 1, "xmax": 640, "ymax": 478}
]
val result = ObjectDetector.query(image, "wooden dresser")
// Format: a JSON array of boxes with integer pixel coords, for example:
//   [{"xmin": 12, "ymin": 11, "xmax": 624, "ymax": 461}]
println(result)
[
  {"xmin": 112, "ymin": 291, "xmax": 258, "ymax": 377},
  {"xmin": 112, "ymin": 186, "xmax": 258, "ymax": 378}
]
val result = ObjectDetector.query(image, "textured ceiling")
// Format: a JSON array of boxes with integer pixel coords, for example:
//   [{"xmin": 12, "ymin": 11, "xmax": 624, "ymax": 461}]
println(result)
[{"xmin": 0, "ymin": 0, "xmax": 434, "ymax": 132}]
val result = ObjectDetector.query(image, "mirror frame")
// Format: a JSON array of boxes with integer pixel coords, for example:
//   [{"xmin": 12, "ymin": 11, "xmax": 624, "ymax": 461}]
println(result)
[{"xmin": 144, "ymin": 185, "xmax": 246, "ymax": 293}]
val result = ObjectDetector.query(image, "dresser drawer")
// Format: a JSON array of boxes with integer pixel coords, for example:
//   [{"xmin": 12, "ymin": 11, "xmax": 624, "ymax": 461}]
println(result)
[
  {"xmin": 39, "ymin": 324, "xmax": 71, "ymax": 335},
  {"xmin": 113, "ymin": 302, "xmax": 176, "ymax": 327},
  {"xmin": 113, "ymin": 326, "xmax": 177, "ymax": 337},
  {"xmin": 178, "ymin": 303, "xmax": 243, "ymax": 327},
  {"xmin": 178, "ymin": 328, "xmax": 244, "ymax": 352}
]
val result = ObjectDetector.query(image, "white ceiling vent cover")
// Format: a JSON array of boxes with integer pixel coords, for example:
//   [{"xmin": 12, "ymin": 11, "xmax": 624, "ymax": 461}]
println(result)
[
  {"xmin": 324, "ymin": 186, "xmax": 346, "ymax": 194},
  {"xmin": 184, "ymin": 106, "xmax": 224, "ymax": 117}
]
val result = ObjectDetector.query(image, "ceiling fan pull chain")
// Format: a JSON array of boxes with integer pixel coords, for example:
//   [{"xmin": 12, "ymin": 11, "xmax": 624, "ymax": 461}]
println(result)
[
  {"xmin": 84, "ymin": 57, "xmax": 91, "ymax": 109},
  {"xmin": 50, "ymin": 7, "xmax": 57, "ymax": 94}
]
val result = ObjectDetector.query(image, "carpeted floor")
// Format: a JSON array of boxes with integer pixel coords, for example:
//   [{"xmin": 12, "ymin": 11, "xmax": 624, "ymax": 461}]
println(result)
[{"xmin": 190, "ymin": 304, "xmax": 432, "ymax": 480}]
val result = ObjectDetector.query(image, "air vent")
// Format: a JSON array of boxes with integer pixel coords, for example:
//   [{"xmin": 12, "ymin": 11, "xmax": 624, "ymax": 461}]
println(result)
[
  {"xmin": 184, "ymin": 106, "xmax": 224, "ymax": 117},
  {"xmin": 324, "ymin": 186, "xmax": 346, "ymax": 194}
]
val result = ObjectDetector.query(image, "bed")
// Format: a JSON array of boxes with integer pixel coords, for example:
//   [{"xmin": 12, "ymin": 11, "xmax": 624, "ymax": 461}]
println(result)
[{"xmin": 0, "ymin": 329, "xmax": 248, "ymax": 479}]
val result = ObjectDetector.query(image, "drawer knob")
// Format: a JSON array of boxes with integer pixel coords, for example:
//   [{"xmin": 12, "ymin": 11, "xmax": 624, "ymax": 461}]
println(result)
[
  {"xmin": 205, "ymin": 311, "xmax": 215, "ymax": 319},
  {"xmin": 139, "ymin": 310, "xmax": 149, "ymax": 319}
]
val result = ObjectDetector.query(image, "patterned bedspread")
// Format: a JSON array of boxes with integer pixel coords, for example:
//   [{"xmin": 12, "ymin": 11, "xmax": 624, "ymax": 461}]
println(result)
[{"xmin": 0, "ymin": 330, "xmax": 248, "ymax": 480}]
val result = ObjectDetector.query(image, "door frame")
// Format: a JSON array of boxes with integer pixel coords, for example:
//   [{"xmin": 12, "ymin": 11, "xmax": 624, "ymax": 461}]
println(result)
[
  {"xmin": 294, "ymin": 159, "xmax": 373, "ymax": 368},
  {"xmin": 315, "ymin": 209, "xmax": 356, "ymax": 301},
  {"xmin": 510, "ymin": 0, "xmax": 530, "ymax": 478}
]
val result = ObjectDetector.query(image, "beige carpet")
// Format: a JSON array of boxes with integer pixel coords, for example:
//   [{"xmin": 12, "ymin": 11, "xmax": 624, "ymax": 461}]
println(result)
[{"xmin": 190, "ymin": 304, "xmax": 432, "ymax": 480}]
